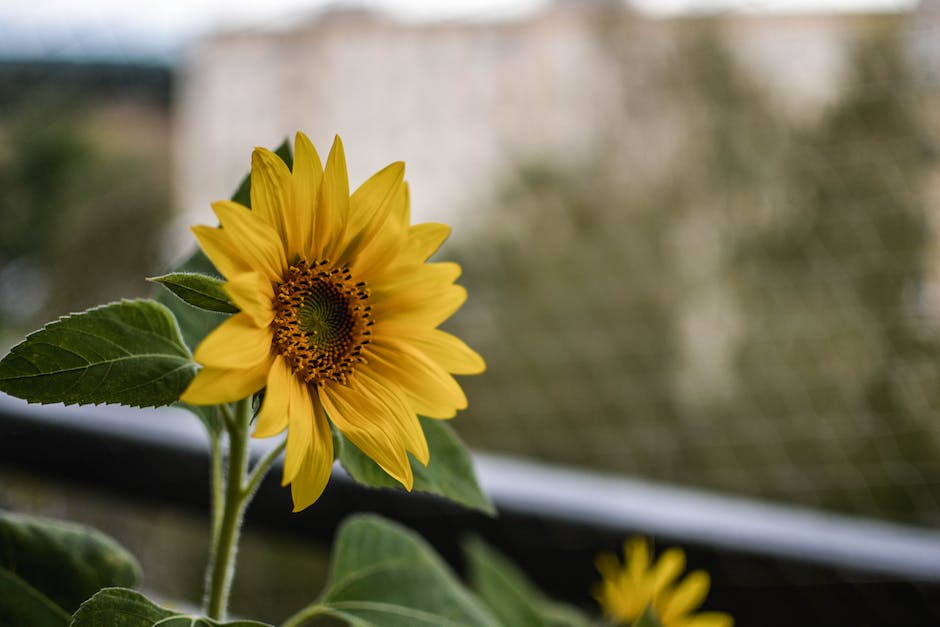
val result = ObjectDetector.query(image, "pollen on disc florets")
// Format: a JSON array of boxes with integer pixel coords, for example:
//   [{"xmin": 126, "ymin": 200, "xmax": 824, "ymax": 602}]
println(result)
[{"xmin": 272, "ymin": 259, "xmax": 372, "ymax": 385}]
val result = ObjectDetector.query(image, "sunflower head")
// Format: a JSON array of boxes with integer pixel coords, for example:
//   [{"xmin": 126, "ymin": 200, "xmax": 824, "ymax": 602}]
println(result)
[
  {"xmin": 593, "ymin": 538, "xmax": 733, "ymax": 627},
  {"xmin": 181, "ymin": 132, "xmax": 484, "ymax": 511}
]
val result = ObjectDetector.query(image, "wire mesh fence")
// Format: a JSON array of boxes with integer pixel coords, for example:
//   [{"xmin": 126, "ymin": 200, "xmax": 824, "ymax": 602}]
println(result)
[{"xmin": 446, "ymin": 10, "xmax": 940, "ymax": 527}]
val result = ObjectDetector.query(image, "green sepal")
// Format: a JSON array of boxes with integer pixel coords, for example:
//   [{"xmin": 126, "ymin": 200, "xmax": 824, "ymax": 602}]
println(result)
[
  {"xmin": 335, "ymin": 417, "xmax": 495, "ymax": 515},
  {"xmin": 633, "ymin": 607, "xmax": 664, "ymax": 627},
  {"xmin": 463, "ymin": 538, "xmax": 596, "ymax": 627},
  {"xmin": 148, "ymin": 272, "xmax": 237, "ymax": 315},
  {"xmin": 0, "ymin": 299, "xmax": 195, "ymax": 408},
  {"xmin": 69, "ymin": 588, "xmax": 272, "ymax": 627},
  {"xmin": 0, "ymin": 567, "xmax": 70, "ymax": 627},
  {"xmin": 0, "ymin": 511, "xmax": 139, "ymax": 615},
  {"xmin": 307, "ymin": 514, "xmax": 498, "ymax": 627}
]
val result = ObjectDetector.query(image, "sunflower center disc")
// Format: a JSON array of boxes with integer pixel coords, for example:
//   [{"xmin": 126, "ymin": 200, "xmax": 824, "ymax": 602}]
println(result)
[{"xmin": 271, "ymin": 260, "xmax": 372, "ymax": 385}]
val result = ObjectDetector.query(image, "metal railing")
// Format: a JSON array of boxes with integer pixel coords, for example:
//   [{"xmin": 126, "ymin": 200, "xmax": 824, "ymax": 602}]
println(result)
[{"xmin": 3, "ymin": 393, "xmax": 940, "ymax": 626}]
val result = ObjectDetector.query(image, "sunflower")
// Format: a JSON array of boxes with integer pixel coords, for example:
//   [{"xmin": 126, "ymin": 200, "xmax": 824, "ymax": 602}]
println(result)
[
  {"xmin": 593, "ymin": 538, "xmax": 733, "ymax": 627},
  {"xmin": 180, "ymin": 132, "xmax": 484, "ymax": 511}
]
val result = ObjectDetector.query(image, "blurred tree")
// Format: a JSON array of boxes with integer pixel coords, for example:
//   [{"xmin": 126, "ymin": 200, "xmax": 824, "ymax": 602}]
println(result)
[{"xmin": 0, "ymin": 64, "xmax": 172, "ymax": 344}]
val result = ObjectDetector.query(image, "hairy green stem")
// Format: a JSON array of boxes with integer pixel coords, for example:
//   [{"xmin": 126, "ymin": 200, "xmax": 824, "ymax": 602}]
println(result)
[
  {"xmin": 209, "ymin": 429, "xmax": 224, "ymax": 547},
  {"xmin": 244, "ymin": 439, "xmax": 287, "ymax": 500},
  {"xmin": 204, "ymin": 397, "xmax": 252, "ymax": 620}
]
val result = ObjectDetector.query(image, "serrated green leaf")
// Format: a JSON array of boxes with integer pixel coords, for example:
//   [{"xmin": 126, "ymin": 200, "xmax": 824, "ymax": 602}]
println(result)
[
  {"xmin": 70, "ymin": 588, "xmax": 272, "ymax": 627},
  {"xmin": 149, "ymin": 273, "xmax": 238, "ymax": 314},
  {"xmin": 303, "ymin": 514, "xmax": 498, "ymax": 627},
  {"xmin": 336, "ymin": 418, "xmax": 494, "ymax": 515},
  {"xmin": 0, "ymin": 300, "xmax": 196, "ymax": 408},
  {"xmin": 69, "ymin": 588, "xmax": 170, "ymax": 627},
  {"xmin": 0, "ymin": 567, "xmax": 70, "ymax": 627},
  {"xmin": 0, "ymin": 511, "xmax": 139, "ymax": 615},
  {"xmin": 463, "ymin": 538, "xmax": 595, "ymax": 627}
]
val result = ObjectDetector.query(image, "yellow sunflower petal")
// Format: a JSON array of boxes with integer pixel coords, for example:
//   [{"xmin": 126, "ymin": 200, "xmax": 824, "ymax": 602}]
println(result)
[
  {"xmin": 292, "ymin": 131, "xmax": 323, "ymax": 260},
  {"xmin": 224, "ymin": 272, "xmax": 274, "ymax": 327},
  {"xmin": 626, "ymin": 538, "xmax": 652, "ymax": 579},
  {"xmin": 651, "ymin": 548, "xmax": 686, "ymax": 595},
  {"xmin": 376, "ymin": 284, "xmax": 467, "ymax": 329},
  {"xmin": 212, "ymin": 200, "xmax": 287, "ymax": 281},
  {"xmin": 401, "ymin": 328, "xmax": 485, "ymax": 375},
  {"xmin": 319, "ymin": 382, "xmax": 414, "ymax": 489},
  {"xmin": 405, "ymin": 222, "xmax": 450, "ymax": 262},
  {"xmin": 180, "ymin": 361, "xmax": 269, "ymax": 405},
  {"xmin": 253, "ymin": 355, "xmax": 292, "ymax": 438},
  {"xmin": 595, "ymin": 551, "xmax": 623, "ymax": 580},
  {"xmin": 315, "ymin": 135, "xmax": 350, "ymax": 261},
  {"xmin": 283, "ymin": 377, "xmax": 314, "ymax": 485},
  {"xmin": 659, "ymin": 571, "xmax": 711, "ymax": 621},
  {"xmin": 680, "ymin": 612, "xmax": 735, "ymax": 627},
  {"xmin": 250, "ymin": 147, "xmax": 292, "ymax": 251},
  {"xmin": 192, "ymin": 225, "xmax": 253, "ymax": 280},
  {"xmin": 338, "ymin": 161, "xmax": 405, "ymax": 262},
  {"xmin": 290, "ymin": 399, "xmax": 334, "ymax": 512},
  {"xmin": 193, "ymin": 313, "xmax": 272, "ymax": 369},
  {"xmin": 371, "ymin": 262, "xmax": 462, "ymax": 305},
  {"xmin": 365, "ymin": 339, "xmax": 467, "ymax": 418},
  {"xmin": 348, "ymin": 181, "xmax": 409, "ymax": 278},
  {"xmin": 355, "ymin": 369, "xmax": 429, "ymax": 465}
]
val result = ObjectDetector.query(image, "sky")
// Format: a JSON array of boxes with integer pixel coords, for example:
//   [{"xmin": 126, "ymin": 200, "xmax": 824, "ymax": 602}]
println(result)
[{"xmin": 0, "ymin": 0, "xmax": 922, "ymax": 63}]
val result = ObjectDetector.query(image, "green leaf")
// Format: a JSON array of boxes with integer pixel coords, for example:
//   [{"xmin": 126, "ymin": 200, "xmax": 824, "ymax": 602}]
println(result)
[
  {"xmin": 148, "ymin": 273, "xmax": 237, "ymax": 314},
  {"xmin": 0, "ymin": 299, "xmax": 196, "ymax": 408},
  {"xmin": 336, "ymin": 418, "xmax": 494, "ymax": 515},
  {"xmin": 463, "ymin": 538, "xmax": 548, "ymax": 627},
  {"xmin": 634, "ymin": 607, "xmax": 663, "ymax": 627},
  {"xmin": 154, "ymin": 248, "xmax": 229, "ymax": 352},
  {"xmin": 307, "ymin": 514, "xmax": 498, "ymax": 627},
  {"xmin": 0, "ymin": 511, "xmax": 139, "ymax": 615},
  {"xmin": 463, "ymin": 538, "xmax": 595, "ymax": 627},
  {"xmin": 69, "ymin": 588, "xmax": 171, "ymax": 627},
  {"xmin": 70, "ymin": 588, "xmax": 272, "ymax": 627},
  {"xmin": 0, "ymin": 567, "xmax": 70, "ymax": 627}
]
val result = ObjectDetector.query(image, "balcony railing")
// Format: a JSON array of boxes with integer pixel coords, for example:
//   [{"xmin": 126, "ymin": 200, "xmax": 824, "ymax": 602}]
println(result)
[{"xmin": 3, "ymin": 393, "xmax": 940, "ymax": 626}]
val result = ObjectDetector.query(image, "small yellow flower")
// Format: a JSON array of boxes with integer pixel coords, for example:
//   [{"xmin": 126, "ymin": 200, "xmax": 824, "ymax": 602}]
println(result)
[
  {"xmin": 593, "ymin": 538, "xmax": 733, "ymax": 627},
  {"xmin": 181, "ymin": 132, "xmax": 484, "ymax": 511}
]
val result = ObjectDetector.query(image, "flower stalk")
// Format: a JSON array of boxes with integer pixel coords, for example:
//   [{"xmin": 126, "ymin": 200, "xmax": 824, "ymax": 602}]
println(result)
[{"xmin": 204, "ymin": 397, "xmax": 252, "ymax": 620}]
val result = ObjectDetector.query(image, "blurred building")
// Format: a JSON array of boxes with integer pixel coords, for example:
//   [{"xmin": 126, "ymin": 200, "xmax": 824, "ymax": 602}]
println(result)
[{"xmin": 173, "ymin": 1, "xmax": 939, "ymax": 232}]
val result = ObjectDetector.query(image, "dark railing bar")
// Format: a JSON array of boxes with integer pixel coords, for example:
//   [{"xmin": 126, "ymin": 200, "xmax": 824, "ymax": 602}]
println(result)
[
  {"xmin": 474, "ymin": 453, "xmax": 940, "ymax": 582},
  {"xmin": 4, "ymin": 393, "xmax": 940, "ymax": 583}
]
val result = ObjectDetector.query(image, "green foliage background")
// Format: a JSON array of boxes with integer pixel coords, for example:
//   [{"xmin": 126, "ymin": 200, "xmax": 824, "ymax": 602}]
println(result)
[{"xmin": 0, "ymin": 63, "xmax": 172, "ymax": 347}]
